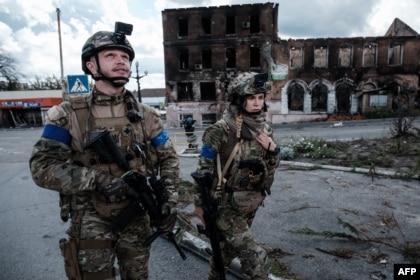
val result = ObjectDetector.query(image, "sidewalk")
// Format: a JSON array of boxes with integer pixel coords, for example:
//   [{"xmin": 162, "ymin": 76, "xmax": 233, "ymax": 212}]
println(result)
[{"xmin": 176, "ymin": 154, "xmax": 420, "ymax": 280}]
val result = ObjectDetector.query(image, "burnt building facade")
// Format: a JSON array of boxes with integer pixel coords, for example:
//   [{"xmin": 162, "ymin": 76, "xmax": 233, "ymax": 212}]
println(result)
[{"xmin": 162, "ymin": 3, "xmax": 419, "ymax": 126}]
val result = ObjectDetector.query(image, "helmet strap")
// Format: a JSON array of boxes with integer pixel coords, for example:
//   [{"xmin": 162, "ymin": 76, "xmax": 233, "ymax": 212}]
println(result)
[{"xmin": 92, "ymin": 54, "xmax": 129, "ymax": 87}]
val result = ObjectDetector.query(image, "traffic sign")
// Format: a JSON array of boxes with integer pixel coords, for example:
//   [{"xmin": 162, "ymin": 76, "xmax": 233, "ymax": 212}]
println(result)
[{"xmin": 67, "ymin": 75, "xmax": 89, "ymax": 94}]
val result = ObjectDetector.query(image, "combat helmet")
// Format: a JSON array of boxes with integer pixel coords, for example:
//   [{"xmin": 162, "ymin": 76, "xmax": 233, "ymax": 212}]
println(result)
[
  {"xmin": 227, "ymin": 72, "xmax": 271, "ymax": 110},
  {"xmin": 81, "ymin": 22, "xmax": 135, "ymax": 75}
]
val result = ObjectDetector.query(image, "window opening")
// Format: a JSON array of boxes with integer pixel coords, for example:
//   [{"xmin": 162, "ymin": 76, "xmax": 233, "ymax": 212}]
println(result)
[
  {"xmin": 290, "ymin": 47, "xmax": 303, "ymax": 69},
  {"xmin": 226, "ymin": 47, "xmax": 236, "ymax": 68},
  {"xmin": 363, "ymin": 44, "xmax": 377, "ymax": 67},
  {"xmin": 200, "ymin": 82, "xmax": 216, "ymax": 101},
  {"xmin": 202, "ymin": 16, "xmax": 211, "ymax": 35},
  {"xmin": 338, "ymin": 44, "xmax": 352, "ymax": 67},
  {"xmin": 202, "ymin": 49, "xmax": 212, "ymax": 69},
  {"xmin": 202, "ymin": 114, "xmax": 217, "ymax": 125},
  {"xmin": 370, "ymin": 95, "xmax": 388, "ymax": 107},
  {"xmin": 314, "ymin": 46, "xmax": 328, "ymax": 68},
  {"xmin": 250, "ymin": 15, "xmax": 260, "ymax": 33},
  {"xmin": 287, "ymin": 81, "xmax": 304, "ymax": 111},
  {"xmin": 179, "ymin": 49, "xmax": 189, "ymax": 70},
  {"xmin": 226, "ymin": 16, "xmax": 236, "ymax": 35},
  {"xmin": 177, "ymin": 82, "xmax": 193, "ymax": 101},
  {"xmin": 336, "ymin": 83, "xmax": 353, "ymax": 114},
  {"xmin": 311, "ymin": 83, "xmax": 328, "ymax": 111},
  {"xmin": 388, "ymin": 43, "xmax": 402, "ymax": 66},
  {"xmin": 178, "ymin": 18, "xmax": 188, "ymax": 37},
  {"xmin": 250, "ymin": 46, "xmax": 260, "ymax": 68}
]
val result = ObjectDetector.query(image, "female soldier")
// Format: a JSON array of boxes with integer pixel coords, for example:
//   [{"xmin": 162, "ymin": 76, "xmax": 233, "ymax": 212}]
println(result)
[{"xmin": 194, "ymin": 72, "xmax": 280, "ymax": 280}]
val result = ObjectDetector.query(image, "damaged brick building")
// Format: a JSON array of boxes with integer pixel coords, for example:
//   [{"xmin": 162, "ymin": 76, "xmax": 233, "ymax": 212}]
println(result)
[{"xmin": 162, "ymin": 3, "xmax": 419, "ymax": 126}]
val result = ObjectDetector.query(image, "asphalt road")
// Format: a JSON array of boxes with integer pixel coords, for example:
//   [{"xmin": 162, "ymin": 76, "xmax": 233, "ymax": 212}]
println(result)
[
  {"xmin": 1, "ymin": 119, "xmax": 418, "ymax": 279},
  {"xmin": 0, "ymin": 127, "xmax": 238, "ymax": 280}
]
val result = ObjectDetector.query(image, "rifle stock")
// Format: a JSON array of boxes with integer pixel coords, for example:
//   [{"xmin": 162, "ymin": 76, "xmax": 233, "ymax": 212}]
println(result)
[{"xmin": 191, "ymin": 172, "xmax": 226, "ymax": 280}]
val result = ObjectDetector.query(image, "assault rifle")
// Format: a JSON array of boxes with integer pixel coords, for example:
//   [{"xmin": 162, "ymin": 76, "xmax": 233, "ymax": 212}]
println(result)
[
  {"xmin": 84, "ymin": 130, "xmax": 186, "ymax": 260},
  {"xmin": 191, "ymin": 172, "xmax": 226, "ymax": 280}
]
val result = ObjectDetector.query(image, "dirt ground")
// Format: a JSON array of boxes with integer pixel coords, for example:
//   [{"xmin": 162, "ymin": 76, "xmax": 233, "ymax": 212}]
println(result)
[{"xmin": 292, "ymin": 135, "xmax": 420, "ymax": 176}]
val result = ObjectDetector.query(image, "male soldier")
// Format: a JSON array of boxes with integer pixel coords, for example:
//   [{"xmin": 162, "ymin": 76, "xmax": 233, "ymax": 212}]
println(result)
[
  {"xmin": 194, "ymin": 72, "xmax": 280, "ymax": 279},
  {"xmin": 29, "ymin": 23, "xmax": 179, "ymax": 279}
]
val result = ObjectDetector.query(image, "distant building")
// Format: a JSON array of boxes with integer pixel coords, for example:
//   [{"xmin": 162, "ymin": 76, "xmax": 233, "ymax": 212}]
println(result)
[
  {"xmin": 162, "ymin": 4, "xmax": 419, "ymax": 125},
  {"xmin": 0, "ymin": 90, "xmax": 62, "ymax": 127}
]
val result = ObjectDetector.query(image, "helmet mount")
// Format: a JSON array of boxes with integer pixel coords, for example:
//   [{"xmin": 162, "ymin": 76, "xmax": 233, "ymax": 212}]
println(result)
[{"xmin": 81, "ymin": 22, "xmax": 135, "ymax": 87}]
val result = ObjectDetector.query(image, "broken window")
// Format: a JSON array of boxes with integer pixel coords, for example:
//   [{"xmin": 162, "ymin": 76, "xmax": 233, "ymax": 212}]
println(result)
[
  {"xmin": 250, "ymin": 46, "xmax": 260, "ymax": 68},
  {"xmin": 202, "ymin": 49, "xmax": 212, "ymax": 69},
  {"xmin": 179, "ymin": 49, "xmax": 189, "ymax": 70},
  {"xmin": 314, "ymin": 46, "xmax": 328, "ymax": 68},
  {"xmin": 226, "ymin": 47, "xmax": 236, "ymax": 68},
  {"xmin": 369, "ymin": 95, "xmax": 387, "ymax": 107},
  {"xmin": 335, "ymin": 83, "xmax": 353, "ymax": 114},
  {"xmin": 250, "ymin": 14, "xmax": 260, "ymax": 33},
  {"xmin": 311, "ymin": 83, "xmax": 328, "ymax": 111},
  {"xmin": 338, "ymin": 44, "xmax": 352, "ymax": 67},
  {"xmin": 202, "ymin": 113, "xmax": 217, "ymax": 125},
  {"xmin": 290, "ymin": 47, "xmax": 303, "ymax": 69},
  {"xmin": 363, "ymin": 43, "xmax": 377, "ymax": 67},
  {"xmin": 177, "ymin": 82, "xmax": 193, "ymax": 101},
  {"xmin": 200, "ymin": 82, "xmax": 216, "ymax": 101},
  {"xmin": 388, "ymin": 42, "xmax": 403, "ymax": 66},
  {"xmin": 178, "ymin": 18, "xmax": 188, "ymax": 37},
  {"xmin": 202, "ymin": 16, "xmax": 211, "ymax": 35},
  {"xmin": 226, "ymin": 15, "xmax": 236, "ymax": 35},
  {"xmin": 287, "ymin": 81, "xmax": 304, "ymax": 111}
]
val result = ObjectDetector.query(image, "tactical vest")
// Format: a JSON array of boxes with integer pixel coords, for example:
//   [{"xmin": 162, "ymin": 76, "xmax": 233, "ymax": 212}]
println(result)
[
  {"xmin": 60, "ymin": 93, "xmax": 148, "ymax": 220},
  {"xmin": 69, "ymin": 94, "xmax": 147, "ymax": 177}
]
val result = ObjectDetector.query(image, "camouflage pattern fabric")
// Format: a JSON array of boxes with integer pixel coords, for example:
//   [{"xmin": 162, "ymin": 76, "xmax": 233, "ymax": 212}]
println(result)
[
  {"xmin": 195, "ymin": 103, "xmax": 279, "ymax": 279},
  {"xmin": 29, "ymin": 88, "xmax": 179, "ymax": 279}
]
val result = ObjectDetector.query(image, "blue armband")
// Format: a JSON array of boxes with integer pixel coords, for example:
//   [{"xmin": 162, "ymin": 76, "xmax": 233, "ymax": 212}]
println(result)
[
  {"xmin": 41, "ymin": 124, "xmax": 71, "ymax": 146},
  {"xmin": 151, "ymin": 130, "xmax": 169, "ymax": 147},
  {"xmin": 200, "ymin": 144, "xmax": 216, "ymax": 159}
]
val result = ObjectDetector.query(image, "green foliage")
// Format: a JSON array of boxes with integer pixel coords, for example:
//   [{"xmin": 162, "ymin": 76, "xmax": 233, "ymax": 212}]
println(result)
[
  {"xmin": 287, "ymin": 136, "xmax": 337, "ymax": 159},
  {"xmin": 279, "ymin": 146, "xmax": 294, "ymax": 160}
]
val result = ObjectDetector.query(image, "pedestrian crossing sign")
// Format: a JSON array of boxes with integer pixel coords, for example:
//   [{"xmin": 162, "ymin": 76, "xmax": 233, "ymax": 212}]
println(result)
[{"xmin": 67, "ymin": 75, "xmax": 90, "ymax": 94}]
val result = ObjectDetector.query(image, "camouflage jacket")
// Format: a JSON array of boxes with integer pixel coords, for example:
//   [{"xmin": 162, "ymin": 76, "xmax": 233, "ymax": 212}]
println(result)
[
  {"xmin": 29, "ymin": 88, "xmax": 179, "ymax": 213},
  {"xmin": 194, "ymin": 106, "xmax": 279, "ymax": 208}
]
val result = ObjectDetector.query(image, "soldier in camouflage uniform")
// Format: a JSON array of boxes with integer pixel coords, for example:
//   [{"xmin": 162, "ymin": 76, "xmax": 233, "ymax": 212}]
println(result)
[
  {"xmin": 29, "ymin": 23, "xmax": 179, "ymax": 280},
  {"xmin": 194, "ymin": 72, "xmax": 280, "ymax": 280}
]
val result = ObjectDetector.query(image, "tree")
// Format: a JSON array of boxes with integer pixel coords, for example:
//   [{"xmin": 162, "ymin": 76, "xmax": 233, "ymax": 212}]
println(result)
[
  {"xmin": 29, "ymin": 75, "xmax": 62, "ymax": 90},
  {"xmin": 0, "ymin": 52, "xmax": 22, "ymax": 90}
]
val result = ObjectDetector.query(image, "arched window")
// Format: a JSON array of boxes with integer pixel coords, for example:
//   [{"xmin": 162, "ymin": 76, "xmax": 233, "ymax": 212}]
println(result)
[{"xmin": 288, "ymin": 81, "xmax": 304, "ymax": 111}]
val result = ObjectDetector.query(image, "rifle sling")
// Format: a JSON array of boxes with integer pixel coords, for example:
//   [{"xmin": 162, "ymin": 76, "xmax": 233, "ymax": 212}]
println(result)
[{"xmin": 217, "ymin": 140, "xmax": 242, "ymax": 187}]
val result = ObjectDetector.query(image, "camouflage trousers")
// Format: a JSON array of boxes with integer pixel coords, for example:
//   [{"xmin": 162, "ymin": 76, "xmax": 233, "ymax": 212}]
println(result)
[
  {"xmin": 67, "ymin": 208, "xmax": 153, "ymax": 280},
  {"xmin": 208, "ymin": 207, "xmax": 269, "ymax": 280}
]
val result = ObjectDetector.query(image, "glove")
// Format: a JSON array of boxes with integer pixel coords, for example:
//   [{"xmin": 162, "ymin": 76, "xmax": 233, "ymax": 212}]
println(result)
[
  {"xmin": 122, "ymin": 171, "xmax": 148, "ymax": 193},
  {"xmin": 101, "ymin": 178, "xmax": 137, "ymax": 203},
  {"xmin": 155, "ymin": 203, "xmax": 177, "ymax": 235}
]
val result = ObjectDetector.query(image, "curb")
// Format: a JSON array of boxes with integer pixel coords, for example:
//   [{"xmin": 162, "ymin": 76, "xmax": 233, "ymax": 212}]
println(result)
[{"xmin": 279, "ymin": 160, "xmax": 419, "ymax": 179}]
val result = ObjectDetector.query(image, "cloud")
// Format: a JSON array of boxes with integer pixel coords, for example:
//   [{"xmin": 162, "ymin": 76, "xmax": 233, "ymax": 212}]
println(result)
[{"xmin": 0, "ymin": 0, "xmax": 419, "ymax": 91}]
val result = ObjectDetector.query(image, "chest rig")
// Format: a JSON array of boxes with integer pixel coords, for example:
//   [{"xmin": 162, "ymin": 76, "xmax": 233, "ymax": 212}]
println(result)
[{"xmin": 69, "ymin": 91, "xmax": 147, "ymax": 178}]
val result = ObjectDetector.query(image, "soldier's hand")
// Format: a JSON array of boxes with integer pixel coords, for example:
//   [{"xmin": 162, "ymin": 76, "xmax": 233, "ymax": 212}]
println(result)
[
  {"xmin": 101, "ymin": 178, "xmax": 137, "ymax": 203},
  {"xmin": 156, "ymin": 204, "xmax": 177, "ymax": 235}
]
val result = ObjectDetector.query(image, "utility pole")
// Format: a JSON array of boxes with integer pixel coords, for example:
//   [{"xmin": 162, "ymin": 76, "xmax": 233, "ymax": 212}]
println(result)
[
  {"xmin": 133, "ymin": 61, "xmax": 148, "ymax": 102},
  {"xmin": 56, "ymin": 8, "xmax": 64, "ymax": 81}
]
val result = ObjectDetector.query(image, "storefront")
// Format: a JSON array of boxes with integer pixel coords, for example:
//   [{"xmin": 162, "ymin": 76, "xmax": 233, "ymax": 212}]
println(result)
[{"xmin": 0, "ymin": 90, "xmax": 62, "ymax": 127}]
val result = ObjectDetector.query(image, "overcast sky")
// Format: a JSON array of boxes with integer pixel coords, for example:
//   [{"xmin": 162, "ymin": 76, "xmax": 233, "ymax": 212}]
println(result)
[{"xmin": 1, "ymin": 0, "xmax": 419, "ymax": 91}]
